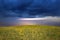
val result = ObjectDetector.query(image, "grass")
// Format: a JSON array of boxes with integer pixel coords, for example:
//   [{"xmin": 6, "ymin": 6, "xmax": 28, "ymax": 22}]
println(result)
[{"xmin": 0, "ymin": 25, "xmax": 60, "ymax": 40}]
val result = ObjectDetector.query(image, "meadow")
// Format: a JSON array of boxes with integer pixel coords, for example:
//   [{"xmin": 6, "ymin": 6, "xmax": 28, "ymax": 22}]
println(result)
[{"xmin": 0, "ymin": 25, "xmax": 60, "ymax": 40}]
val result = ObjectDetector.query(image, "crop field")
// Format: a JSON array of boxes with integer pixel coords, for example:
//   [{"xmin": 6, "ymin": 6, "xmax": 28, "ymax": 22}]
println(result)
[{"xmin": 0, "ymin": 25, "xmax": 60, "ymax": 40}]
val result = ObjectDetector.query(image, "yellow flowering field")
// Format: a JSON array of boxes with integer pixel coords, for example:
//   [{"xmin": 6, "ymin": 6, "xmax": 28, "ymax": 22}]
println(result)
[{"xmin": 0, "ymin": 25, "xmax": 60, "ymax": 40}]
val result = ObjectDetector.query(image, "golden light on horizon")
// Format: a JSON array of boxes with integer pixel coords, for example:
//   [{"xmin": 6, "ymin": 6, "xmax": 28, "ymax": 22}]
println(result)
[{"xmin": 18, "ymin": 21, "xmax": 36, "ymax": 25}]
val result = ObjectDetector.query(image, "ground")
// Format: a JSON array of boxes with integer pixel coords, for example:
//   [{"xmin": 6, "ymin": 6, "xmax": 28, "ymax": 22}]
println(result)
[{"xmin": 0, "ymin": 25, "xmax": 60, "ymax": 40}]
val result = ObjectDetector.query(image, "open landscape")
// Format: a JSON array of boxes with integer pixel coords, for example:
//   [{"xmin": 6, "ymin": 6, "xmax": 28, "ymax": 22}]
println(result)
[
  {"xmin": 0, "ymin": 25, "xmax": 60, "ymax": 40},
  {"xmin": 0, "ymin": 0, "xmax": 60, "ymax": 40}
]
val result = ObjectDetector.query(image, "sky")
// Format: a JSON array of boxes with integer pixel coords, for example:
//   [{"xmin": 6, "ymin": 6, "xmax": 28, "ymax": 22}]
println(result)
[
  {"xmin": 0, "ymin": 0, "xmax": 60, "ymax": 18},
  {"xmin": 0, "ymin": 0, "xmax": 60, "ymax": 26}
]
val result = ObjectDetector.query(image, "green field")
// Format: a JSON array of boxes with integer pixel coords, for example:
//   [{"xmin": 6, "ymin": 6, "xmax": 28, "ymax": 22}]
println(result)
[{"xmin": 0, "ymin": 25, "xmax": 60, "ymax": 40}]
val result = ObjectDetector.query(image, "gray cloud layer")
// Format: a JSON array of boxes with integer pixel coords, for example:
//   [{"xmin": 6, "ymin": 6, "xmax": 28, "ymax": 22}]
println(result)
[{"xmin": 0, "ymin": 17, "xmax": 60, "ymax": 26}]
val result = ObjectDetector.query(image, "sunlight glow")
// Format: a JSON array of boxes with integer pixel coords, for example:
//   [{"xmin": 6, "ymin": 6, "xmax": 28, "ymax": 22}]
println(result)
[{"xmin": 18, "ymin": 18, "xmax": 47, "ymax": 20}]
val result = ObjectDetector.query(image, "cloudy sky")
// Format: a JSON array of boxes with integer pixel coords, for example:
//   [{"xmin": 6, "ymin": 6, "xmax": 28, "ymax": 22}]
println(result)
[
  {"xmin": 0, "ymin": 0, "xmax": 60, "ymax": 26},
  {"xmin": 0, "ymin": 0, "xmax": 60, "ymax": 17}
]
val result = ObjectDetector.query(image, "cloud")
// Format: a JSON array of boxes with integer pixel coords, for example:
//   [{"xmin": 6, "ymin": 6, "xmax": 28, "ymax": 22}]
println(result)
[
  {"xmin": 0, "ymin": 16, "xmax": 60, "ymax": 26},
  {"xmin": 15, "ymin": 16, "xmax": 60, "ymax": 26},
  {"xmin": 0, "ymin": 0, "xmax": 60, "ymax": 18}
]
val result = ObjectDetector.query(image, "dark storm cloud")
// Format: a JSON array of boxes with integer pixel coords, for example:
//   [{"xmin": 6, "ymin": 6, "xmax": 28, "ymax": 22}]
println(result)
[{"xmin": 0, "ymin": 0, "xmax": 60, "ymax": 18}]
